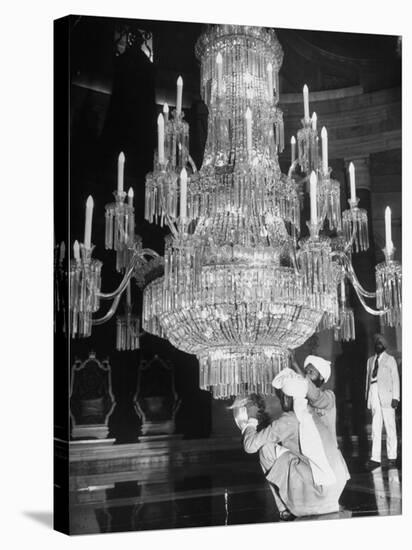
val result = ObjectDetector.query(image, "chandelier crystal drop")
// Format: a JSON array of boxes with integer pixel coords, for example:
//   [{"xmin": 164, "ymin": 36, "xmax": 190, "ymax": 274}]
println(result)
[
  {"xmin": 333, "ymin": 278, "xmax": 356, "ymax": 342},
  {"xmin": 69, "ymin": 243, "xmax": 102, "ymax": 338},
  {"xmin": 68, "ymin": 24, "xmax": 402, "ymax": 399},
  {"xmin": 116, "ymin": 283, "xmax": 141, "ymax": 351},
  {"xmin": 376, "ymin": 247, "xmax": 402, "ymax": 329}
]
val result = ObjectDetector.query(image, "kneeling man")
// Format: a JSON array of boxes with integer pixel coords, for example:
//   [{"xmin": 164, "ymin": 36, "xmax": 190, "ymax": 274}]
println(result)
[{"xmin": 236, "ymin": 369, "xmax": 349, "ymax": 520}]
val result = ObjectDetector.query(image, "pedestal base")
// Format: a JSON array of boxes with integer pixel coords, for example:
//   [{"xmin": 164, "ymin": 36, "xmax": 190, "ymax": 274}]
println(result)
[{"xmin": 72, "ymin": 424, "xmax": 111, "ymax": 440}]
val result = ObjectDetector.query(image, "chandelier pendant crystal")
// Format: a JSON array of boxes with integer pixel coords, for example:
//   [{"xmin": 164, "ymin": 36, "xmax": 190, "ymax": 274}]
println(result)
[
  {"xmin": 334, "ymin": 277, "xmax": 356, "ymax": 341},
  {"xmin": 342, "ymin": 197, "xmax": 369, "ymax": 253},
  {"xmin": 297, "ymin": 118, "xmax": 319, "ymax": 174},
  {"xmin": 116, "ymin": 283, "xmax": 141, "ymax": 351},
  {"xmin": 69, "ymin": 243, "xmax": 102, "ymax": 338},
  {"xmin": 105, "ymin": 188, "xmax": 136, "ymax": 272},
  {"xmin": 376, "ymin": 245, "xmax": 402, "ymax": 328}
]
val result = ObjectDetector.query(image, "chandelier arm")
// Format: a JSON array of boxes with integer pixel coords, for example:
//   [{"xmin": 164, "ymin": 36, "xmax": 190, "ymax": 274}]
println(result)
[
  {"xmin": 348, "ymin": 271, "xmax": 376, "ymax": 299},
  {"xmin": 287, "ymin": 159, "xmax": 300, "ymax": 178},
  {"xmin": 343, "ymin": 255, "xmax": 376, "ymax": 299},
  {"xmin": 140, "ymin": 248, "xmax": 160, "ymax": 259},
  {"xmin": 165, "ymin": 215, "xmax": 180, "ymax": 239},
  {"xmin": 331, "ymin": 251, "xmax": 376, "ymax": 299},
  {"xmin": 187, "ymin": 154, "xmax": 198, "ymax": 174},
  {"xmin": 351, "ymin": 285, "xmax": 388, "ymax": 316},
  {"xmin": 92, "ymin": 293, "xmax": 123, "ymax": 325},
  {"xmin": 97, "ymin": 255, "xmax": 138, "ymax": 300},
  {"xmin": 98, "ymin": 247, "xmax": 159, "ymax": 302}
]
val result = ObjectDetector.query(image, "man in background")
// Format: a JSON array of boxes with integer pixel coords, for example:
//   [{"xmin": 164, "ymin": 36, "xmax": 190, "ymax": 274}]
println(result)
[{"xmin": 365, "ymin": 333, "xmax": 400, "ymax": 470}]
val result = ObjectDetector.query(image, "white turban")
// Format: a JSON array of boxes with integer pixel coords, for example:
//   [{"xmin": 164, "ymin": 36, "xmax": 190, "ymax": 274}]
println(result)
[
  {"xmin": 272, "ymin": 367, "xmax": 305, "ymax": 393},
  {"xmin": 304, "ymin": 355, "xmax": 331, "ymax": 383},
  {"xmin": 272, "ymin": 368, "xmax": 336, "ymax": 487}
]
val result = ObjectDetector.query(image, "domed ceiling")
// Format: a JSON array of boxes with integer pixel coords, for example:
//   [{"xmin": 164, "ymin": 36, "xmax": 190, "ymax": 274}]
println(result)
[{"xmin": 69, "ymin": 16, "xmax": 401, "ymax": 102}]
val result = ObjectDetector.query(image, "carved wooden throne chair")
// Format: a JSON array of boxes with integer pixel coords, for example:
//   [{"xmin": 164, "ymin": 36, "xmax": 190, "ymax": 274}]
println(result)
[
  {"xmin": 133, "ymin": 355, "xmax": 181, "ymax": 440},
  {"xmin": 70, "ymin": 351, "xmax": 116, "ymax": 440}
]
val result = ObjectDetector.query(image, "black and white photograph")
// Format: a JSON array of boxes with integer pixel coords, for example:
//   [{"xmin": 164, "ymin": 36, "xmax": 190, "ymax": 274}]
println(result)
[
  {"xmin": 3, "ymin": 1, "xmax": 410, "ymax": 548},
  {"xmin": 50, "ymin": 15, "xmax": 402, "ymax": 534},
  {"xmin": 52, "ymin": 13, "xmax": 403, "ymax": 535}
]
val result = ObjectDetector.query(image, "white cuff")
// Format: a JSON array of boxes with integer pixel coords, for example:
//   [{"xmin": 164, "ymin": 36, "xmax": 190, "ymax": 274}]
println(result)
[{"xmin": 241, "ymin": 418, "xmax": 258, "ymax": 434}]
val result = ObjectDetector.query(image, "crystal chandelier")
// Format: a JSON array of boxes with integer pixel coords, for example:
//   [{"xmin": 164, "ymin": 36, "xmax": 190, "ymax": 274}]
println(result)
[{"xmin": 67, "ymin": 24, "xmax": 402, "ymax": 399}]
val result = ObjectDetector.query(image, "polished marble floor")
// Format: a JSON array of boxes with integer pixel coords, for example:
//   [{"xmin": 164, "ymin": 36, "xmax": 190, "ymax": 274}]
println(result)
[{"xmin": 69, "ymin": 451, "xmax": 402, "ymax": 534}]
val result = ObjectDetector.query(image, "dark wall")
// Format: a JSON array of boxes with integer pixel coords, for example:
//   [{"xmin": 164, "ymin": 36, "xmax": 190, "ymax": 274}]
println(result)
[{"xmin": 68, "ymin": 16, "xmax": 211, "ymax": 443}]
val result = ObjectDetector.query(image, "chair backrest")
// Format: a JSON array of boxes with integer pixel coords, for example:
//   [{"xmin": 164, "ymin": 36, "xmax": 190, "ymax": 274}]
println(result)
[{"xmin": 70, "ymin": 351, "xmax": 116, "ymax": 427}]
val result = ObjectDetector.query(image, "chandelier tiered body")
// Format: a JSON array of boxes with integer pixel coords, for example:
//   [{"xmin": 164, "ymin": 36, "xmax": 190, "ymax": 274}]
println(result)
[
  {"xmin": 66, "ymin": 24, "xmax": 401, "ymax": 400},
  {"xmin": 143, "ymin": 26, "xmax": 338, "ymax": 398}
]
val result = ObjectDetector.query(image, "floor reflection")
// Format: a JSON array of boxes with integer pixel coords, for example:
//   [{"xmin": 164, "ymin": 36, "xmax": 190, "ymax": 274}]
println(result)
[
  {"xmin": 69, "ymin": 452, "xmax": 402, "ymax": 534},
  {"xmin": 371, "ymin": 467, "xmax": 401, "ymax": 516}
]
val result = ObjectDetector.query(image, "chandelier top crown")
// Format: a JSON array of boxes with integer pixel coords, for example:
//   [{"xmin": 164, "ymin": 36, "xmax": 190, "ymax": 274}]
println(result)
[{"xmin": 195, "ymin": 24, "xmax": 284, "ymax": 70}]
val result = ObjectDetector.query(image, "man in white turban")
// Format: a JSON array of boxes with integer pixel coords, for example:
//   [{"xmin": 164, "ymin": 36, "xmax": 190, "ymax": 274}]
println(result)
[
  {"xmin": 235, "ymin": 369, "xmax": 350, "ymax": 520},
  {"xmin": 365, "ymin": 333, "xmax": 400, "ymax": 470},
  {"xmin": 290, "ymin": 353, "xmax": 337, "ymax": 440}
]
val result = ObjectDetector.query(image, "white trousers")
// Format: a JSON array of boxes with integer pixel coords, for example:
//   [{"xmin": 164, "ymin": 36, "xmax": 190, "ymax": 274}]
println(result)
[{"xmin": 370, "ymin": 384, "xmax": 397, "ymax": 462}]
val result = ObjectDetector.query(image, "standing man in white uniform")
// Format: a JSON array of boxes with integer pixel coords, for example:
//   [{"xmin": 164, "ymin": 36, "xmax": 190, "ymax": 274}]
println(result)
[{"xmin": 365, "ymin": 333, "xmax": 400, "ymax": 470}]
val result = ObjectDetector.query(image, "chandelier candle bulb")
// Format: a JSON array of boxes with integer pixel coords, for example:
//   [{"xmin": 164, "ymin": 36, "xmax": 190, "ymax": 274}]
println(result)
[
  {"xmin": 340, "ymin": 279, "xmax": 345, "ymax": 304},
  {"xmin": 349, "ymin": 162, "xmax": 356, "ymax": 201},
  {"xmin": 157, "ymin": 114, "xmax": 165, "ymax": 164},
  {"xmin": 117, "ymin": 152, "xmax": 125, "ymax": 194},
  {"xmin": 176, "ymin": 76, "xmax": 183, "ymax": 115},
  {"xmin": 180, "ymin": 167, "xmax": 187, "ymax": 222},
  {"xmin": 310, "ymin": 171, "xmax": 317, "ymax": 224},
  {"xmin": 311, "ymin": 112, "xmax": 317, "ymax": 131},
  {"xmin": 84, "ymin": 195, "xmax": 94, "ymax": 249},
  {"xmin": 321, "ymin": 126, "xmax": 328, "ymax": 174},
  {"xmin": 163, "ymin": 103, "xmax": 169, "ymax": 123},
  {"xmin": 303, "ymin": 84, "xmax": 310, "ymax": 122},
  {"xmin": 216, "ymin": 52, "xmax": 223, "ymax": 94},
  {"xmin": 267, "ymin": 62, "xmax": 273, "ymax": 99},
  {"xmin": 127, "ymin": 188, "xmax": 135, "ymax": 240},
  {"xmin": 73, "ymin": 240, "xmax": 80, "ymax": 262},
  {"xmin": 291, "ymin": 136, "xmax": 296, "ymax": 164},
  {"xmin": 59, "ymin": 241, "xmax": 66, "ymax": 263},
  {"xmin": 245, "ymin": 107, "xmax": 252, "ymax": 157},
  {"xmin": 127, "ymin": 187, "xmax": 134, "ymax": 206},
  {"xmin": 385, "ymin": 206, "xmax": 393, "ymax": 252}
]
